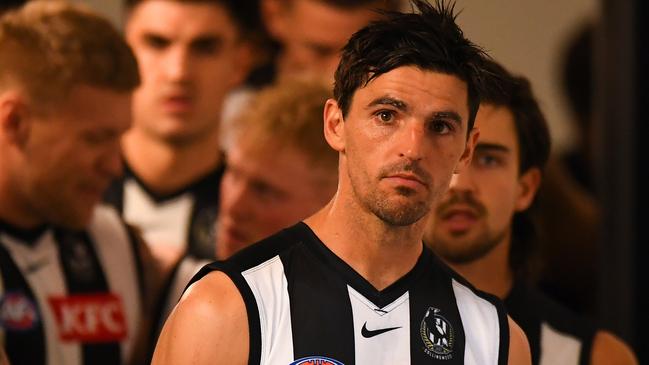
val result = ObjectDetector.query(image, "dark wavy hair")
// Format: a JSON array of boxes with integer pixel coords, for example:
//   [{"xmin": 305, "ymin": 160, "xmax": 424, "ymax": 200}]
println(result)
[
  {"xmin": 333, "ymin": 0, "xmax": 488, "ymax": 132},
  {"xmin": 125, "ymin": 0, "xmax": 261, "ymax": 39},
  {"xmin": 480, "ymin": 59, "xmax": 551, "ymax": 281}
]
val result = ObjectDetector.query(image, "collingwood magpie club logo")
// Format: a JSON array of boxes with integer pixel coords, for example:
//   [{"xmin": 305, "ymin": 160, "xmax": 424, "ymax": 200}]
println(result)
[
  {"xmin": 420, "ymin": 307, "xmax": 454, "ymax": 360},
  {"xmin": 290, "ymin": 356, "xmax": 344, "ymax": 365}
]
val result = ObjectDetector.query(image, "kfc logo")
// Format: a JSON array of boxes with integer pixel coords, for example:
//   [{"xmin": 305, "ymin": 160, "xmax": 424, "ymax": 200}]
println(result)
[{"xmin": 48, "ymin": 293, "xmax": 127, "ymax": 342}]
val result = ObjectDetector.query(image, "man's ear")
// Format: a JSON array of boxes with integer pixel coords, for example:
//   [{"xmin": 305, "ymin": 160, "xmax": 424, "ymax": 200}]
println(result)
[
  {"xmin": 515, "ymin": 167, "xmax": 542, "ymax": 212},
  {"xmin": 323, "ymin": 98, "xmax": 345, "ymax": 153},
  {"xmin": 0, "ymin": 91, "xmax": 30, "ymax": 147},
  {"xmin": 454, "ymin": 127, "xmax": 479, "ymax": 174}
]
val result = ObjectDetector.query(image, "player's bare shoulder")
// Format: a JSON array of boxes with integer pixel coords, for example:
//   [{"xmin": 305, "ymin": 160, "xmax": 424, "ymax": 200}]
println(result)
[
  {"xmin": 507, "ymin": 315, "xmax": 532, "ymax": 365},
  {"xmin": 152, "ymin": 271, "xmax": 249, "ymax": 365}
]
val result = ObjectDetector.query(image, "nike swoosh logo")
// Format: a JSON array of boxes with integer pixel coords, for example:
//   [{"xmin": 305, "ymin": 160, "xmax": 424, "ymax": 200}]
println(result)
[
  {"xmin": 25, "ymin": 258, "xmax": 49, "ymax": 274},
  {"xmin": 361, "ymin": 322, "xmax": 401, "ymax": 338}
]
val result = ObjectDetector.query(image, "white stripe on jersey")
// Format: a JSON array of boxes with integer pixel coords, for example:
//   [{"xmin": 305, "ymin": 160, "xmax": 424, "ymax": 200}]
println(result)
[
  {"xmin": 539, "ymin": 322, "xmax": 581, "ymax": 365},
  {"xmin": 452, "ymin": 279, "xmax": 501, "ymax": 365},
  {"xmin": 348, "ymin": 286, "xmax": 410, "ymax": 364},
  {"xmin": 0, "ymin": 205, "xmax": 141, "ymax": 365},
  {"xmin": 242, "ymin": 256, "xmax": 294, "ymax": 365},
  {"xmin": 123, "ymin": 179, "xmax": 193, "ymax": 250},
  {"xmin": 89, "ymin": 205, "xmax": 142, "ymax": 361},
  {"xmin": 1, "ymin": 230, "xmax": 79, "ymax": 364}
]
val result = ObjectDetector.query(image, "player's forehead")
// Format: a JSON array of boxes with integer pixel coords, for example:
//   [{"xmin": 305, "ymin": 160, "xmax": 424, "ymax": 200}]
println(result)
[
  {"xmin": 126, "ymin": 1, "xmax": 240, "ymax": 40},
  {"xmin": 289, "ymin": 0, "xmax": 380, "ymax": 41},
  {"xmin": 475, "ymin": 104, "xmax": 518, "ymax": 147},
  {"xmin": 352, "ymin": 67, "xmax": 469, "ymax": 118},
  {"xmin": 51, "ymin": 85, "xmax": 131, "ymax": 131}
]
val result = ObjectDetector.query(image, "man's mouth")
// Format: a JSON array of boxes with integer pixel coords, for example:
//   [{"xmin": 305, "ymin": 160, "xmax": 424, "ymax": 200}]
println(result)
[
  {"xmin": 161, "ymin": 94, "xmax": 194, "ymax": 113},
  {"xmin": 440, "ymin": 206, "xmax": 480, "ymax": 232},
  {"xmin": 384, "ymin": 173, "xmax": 428, "ymax": 189}
]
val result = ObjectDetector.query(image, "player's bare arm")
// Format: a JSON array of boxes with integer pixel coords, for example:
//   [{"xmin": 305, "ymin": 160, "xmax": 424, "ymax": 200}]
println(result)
[
  {"xmin": 508, "ymin": 316, "xmax": 532, "ymax": 365},
  {"xmin": 151, "ymin": 271, "xmax": 248, "ymax": 365},
  {"xmin": 590, "ymin": 330, "xmax": 638, "ymax": 365}
]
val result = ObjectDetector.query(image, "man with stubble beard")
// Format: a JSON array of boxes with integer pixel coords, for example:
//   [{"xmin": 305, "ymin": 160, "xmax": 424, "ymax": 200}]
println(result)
[
  {"xmin": 153, "ymin": 2, "xmax": 531, "ymax": 364},
  {"xmin": 425, "ymin": 60, "xmax": 637, "ymax": 365}
]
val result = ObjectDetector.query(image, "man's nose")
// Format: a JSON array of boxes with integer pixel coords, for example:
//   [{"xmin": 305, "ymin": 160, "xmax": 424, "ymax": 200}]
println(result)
[
  {"xmin": 163, "ymin": 47, "xmax": 191, "ymax": 82},
  {"xmin": 398, "ymin": 121, "xmax": 426, "ymax": 161}
]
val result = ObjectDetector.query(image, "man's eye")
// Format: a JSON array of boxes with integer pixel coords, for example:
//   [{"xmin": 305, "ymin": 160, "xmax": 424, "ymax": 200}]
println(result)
[
  {"xmin": 429, "ymin": 120, "xmax": 455, "ymax": 135},
  {"xmin": 143, "ymin": 35, "xmax": 169, "ymax": 50},
  {"xmin": 376, "ymin": 110, "xmax": 394, "ymax": 123},
  {"xmin": 476, "ymin": 155, "xmax": 501, "ymax": 167}
]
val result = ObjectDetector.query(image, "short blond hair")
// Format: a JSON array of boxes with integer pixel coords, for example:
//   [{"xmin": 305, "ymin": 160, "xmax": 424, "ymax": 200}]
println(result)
[
  {"xmin": 232, "ymin": 79, "xmax": 338, "ymax": 173},
  {"xmin": 0, "ymin": 0, "xmax": 139, "ymax": 106}
]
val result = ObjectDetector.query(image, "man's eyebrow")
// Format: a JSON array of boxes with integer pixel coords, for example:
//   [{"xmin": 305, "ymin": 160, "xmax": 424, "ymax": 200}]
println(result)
[
  {"xmin": 475, "ymin": 142, "xmax": 510, "ymax": 153},
  {"xmin": 428, "ymin": 111, "xmax": 463, "ymax": 126},
  {"xmin": 190, "ymin": 34, "xmax": 223, "ymax": 46},
  {"xmin": 367, "ymin": 96, "xmax": 409, "ymax": 112}
]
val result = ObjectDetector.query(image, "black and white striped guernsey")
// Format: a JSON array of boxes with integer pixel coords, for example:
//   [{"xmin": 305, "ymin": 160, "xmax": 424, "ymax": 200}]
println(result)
[
  {"xmin": 104, "ymin": 160, "xmax": 224, "ymax": 260},
  {"xmin": 505, "ymin": 283, "xmax": 596, "ymax": 365},
  {"xmin": 189, "ymin": 222, "xmax": 510, "ymax": 365},
  {"xmin": 0, "ymin": 205, "xmax": 145, "ymax": 365}
]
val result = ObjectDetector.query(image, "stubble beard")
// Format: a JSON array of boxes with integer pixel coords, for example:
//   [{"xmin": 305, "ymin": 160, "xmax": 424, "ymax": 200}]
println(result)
[
  {"xmin": 432, "ymin": 225, "xmax": 507, "ymax": 264},
  {"xmin": 350, "ymin": 174, "xmax": 431, "ymax": 227}
]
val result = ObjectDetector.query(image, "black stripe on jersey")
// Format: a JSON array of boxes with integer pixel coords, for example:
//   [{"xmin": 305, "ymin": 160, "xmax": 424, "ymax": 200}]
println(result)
[
  {"xmin": 0, "ymin": 243, "xmax": 47, "ymax": 365},
  {"xmin": 279, "ymin": 230, "xmax": 356, "ymax": 364},
  {"xmin": 296, "ymin": 223, "xmax": 432, "ymax": 308},
  {"xmin": 408, "ymin": 255, "xmax": 466, "ymax": 364},
  {"xmin": 55, "ymin": 230, "xmax": 121, "ymax": 365},
  {"xmin": 186, "ymin": 164, "xmax": 224, "ymax": 259},
  {"xmin": 104, "ymin": 175, "xmax": 125, "ymax": 213},
  {"xmin": 0, "ymin": 221, "xmax": 48, "ymax": 244},
  {"xmin": 430, "ymin": 253, "xmax": 510, "ymax": 365},
  {"xmin": 505, "ymin": 283, "xmax": 596, "ymax": 365},
  {"xmin": 124, "ymin": 224, "xmax": 146, "ymax": 299},
  {"xmin": 496, "ymin": 294, "xmax": 509, "ymax": 365},
  {"xmin": 188, "ymin": 261, "xmax": 262, "ymax": 365}
]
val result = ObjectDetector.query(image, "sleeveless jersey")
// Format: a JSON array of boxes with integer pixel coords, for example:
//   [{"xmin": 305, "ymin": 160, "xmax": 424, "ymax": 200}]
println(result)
[
  {"xmin": 0, "ymin": 205, "xmax": 145, "ymax": 365},
  {"xmin": 104, "ymin": 161, "xmax": 225, "ymax": 260},
  {"xmin": 505, "ymin": 282, "xmax": 596, "ymax": 365},
  {"xmin": 190, "ymin": 222, "xmax": 510, "ymax": 365}
]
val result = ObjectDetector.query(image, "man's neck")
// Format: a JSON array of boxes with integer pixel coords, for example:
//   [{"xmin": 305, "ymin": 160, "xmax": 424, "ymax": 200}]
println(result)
[
  {"xmin": 0, "ymin": 172, "xmax": 43, "ymax": 230},
  {"xmin": 122, "ymin": 128, "xmax": 222, "ymax": 196},
  {"xmin": 305, "ymin": 188, "xmax": 425, "ymax": 291},
  {"xmin": 445, "ymin": 236, "xmax": 514, "ymax": 299}
]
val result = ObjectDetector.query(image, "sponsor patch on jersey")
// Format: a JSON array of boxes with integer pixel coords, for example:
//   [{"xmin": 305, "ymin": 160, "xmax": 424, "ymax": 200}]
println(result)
[
  {"xmin": 0, "ymin": 292, "xmax": 40, "ymax": 331},
  {"xmin": 290, "ymin": 356, "xmax": 344, "ymax": 365},
  {"xmin": 48, "ymin": 293, "xmax": 127, "ymax": 342},
  {"xmin": 420, "ymin": 307, "xmax": 454, "ymax": 360}
]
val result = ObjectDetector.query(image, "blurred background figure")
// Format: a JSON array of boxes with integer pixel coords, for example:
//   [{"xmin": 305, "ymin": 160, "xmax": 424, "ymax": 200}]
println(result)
[
  {"xmin": 104, "ymin": 0, "xmax": 256, "ymax": 269},
  {"xmin": 532, "ymin": 22, "xmax": 600, "ymax": 317},
  {"xmin": 216, "ymin": 79, "xmax": 337, "ymax": 259},
  {"xmin": 152, "ymin": 79, "xmax": 337, "ymax": 353},
  {"xmin": 0, "ymin": 1, "xmax": 156, "ymax": 364},
  {"xmin": 424, "ymin": 60, "xmax": 637, "ymax": 365},
  {"xmin": 256, "ymin": 0, "xmax": 402, "ymax": 83},
  {"xmin": 221, "ymin": 0, "xmax": 403, "ymax": 148},
  {"xmin": 558, "ymin": 22, "xmax": 596, "ymax": 193}
]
